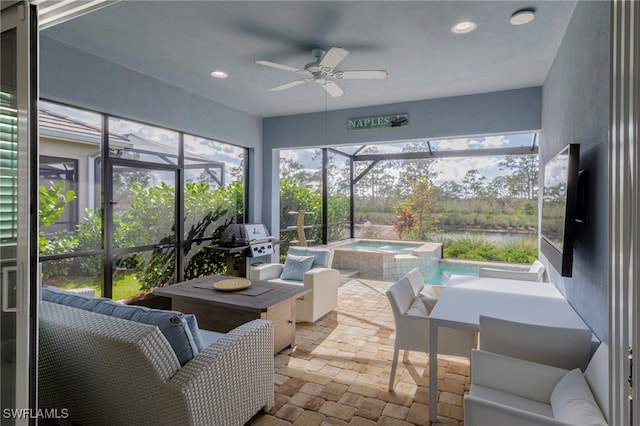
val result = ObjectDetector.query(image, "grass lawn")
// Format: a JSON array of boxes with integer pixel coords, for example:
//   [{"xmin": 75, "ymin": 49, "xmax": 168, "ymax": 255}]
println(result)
[{"xmin": 58, "ymin": 272, "xmax": 142, "ymax": 301}]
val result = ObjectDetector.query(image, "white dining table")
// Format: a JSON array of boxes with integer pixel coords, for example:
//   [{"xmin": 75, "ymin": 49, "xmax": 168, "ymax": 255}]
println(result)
[{"xmin": 427, "ymin": 275, "xmax": 593, "ymax": 422}]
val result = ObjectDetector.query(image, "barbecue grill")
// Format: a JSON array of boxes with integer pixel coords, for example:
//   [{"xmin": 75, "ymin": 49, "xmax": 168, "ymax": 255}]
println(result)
[
  {"xmin": 220, "ymin": 223, "xmax": 275, "ymax": 257},
  {"xmin": 209, "ymin": 223, "xmax": 279, "ymax": 277}
]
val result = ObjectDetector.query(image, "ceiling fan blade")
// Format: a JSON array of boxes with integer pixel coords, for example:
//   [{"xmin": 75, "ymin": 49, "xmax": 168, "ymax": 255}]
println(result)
[
  {"xmin": 335, "ymin": 70, "xmax": 389, "ymax": 80},
  {"xmin": 319, "ymin": 47, "xmax": 349, "ymax": 71},
  {"xmin": 318, "ymin": 80, "xmax": 344, "ymax": 97},
  {"xmin": 255, "ymin": 60, "xmax": 305, "ymax": 74},
  {"xmin": 270, "ymin": 79, "xmax": 310, "ymax": 91}
]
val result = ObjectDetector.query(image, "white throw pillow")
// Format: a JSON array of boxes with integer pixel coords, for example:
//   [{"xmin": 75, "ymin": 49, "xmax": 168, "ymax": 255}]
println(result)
[
  {"xmin": 406, "ymin": 298, "xmax": 429, "ymax": 317},
  {"xmin": 420, "ymin": 296, "xmax": 438, "ymax": 313},
  {"xmin": 550, "ymin": 368, "xmax": 607, "ymax": 426},
  {"xmin": 419, "ymin": 284, "xmax": 437, "ymax": 299}
]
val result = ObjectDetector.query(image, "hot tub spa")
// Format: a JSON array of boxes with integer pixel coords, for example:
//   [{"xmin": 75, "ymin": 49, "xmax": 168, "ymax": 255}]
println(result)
[{"xmin": 330, "ymin": 239, "xmax": 443, "ymax": 282}]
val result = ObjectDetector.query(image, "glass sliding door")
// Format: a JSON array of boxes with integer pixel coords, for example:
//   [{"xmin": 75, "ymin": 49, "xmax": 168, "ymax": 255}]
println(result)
[{"xmin": 1, "ymin": 3, "xmax": 37, "ymax": 424}]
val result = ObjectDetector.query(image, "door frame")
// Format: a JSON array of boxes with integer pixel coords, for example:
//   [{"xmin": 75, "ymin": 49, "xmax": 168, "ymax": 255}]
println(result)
[{"xmin": 0, "ymin": 1, "xmax": 38, "ymax": 423}]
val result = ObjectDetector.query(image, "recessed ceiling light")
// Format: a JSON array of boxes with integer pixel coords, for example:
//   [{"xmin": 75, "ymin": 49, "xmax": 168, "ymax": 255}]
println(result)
[
  {"xmin": 210, "ymin": 70, "xmax": 229, "ymax": 79},
  {"xmin": 510, "ymin": 8, "xmax": 536, "ymax": 25},
  {"xmin": 451, "ymin": 20, "xmax": 477, "ymax": 34}
]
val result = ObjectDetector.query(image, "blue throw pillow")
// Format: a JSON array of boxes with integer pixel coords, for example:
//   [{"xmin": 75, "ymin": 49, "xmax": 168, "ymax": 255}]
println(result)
[
  {"xmin": 92, "ymin": 300, "xmax": 199, "ymax": 366},
  {"xmin": 185, "ymin": 314, "xmax": 205, "ymax": 352},
  {"xmin": 280, "ymin": 254, "xmax": 315, "ymax": 281}
]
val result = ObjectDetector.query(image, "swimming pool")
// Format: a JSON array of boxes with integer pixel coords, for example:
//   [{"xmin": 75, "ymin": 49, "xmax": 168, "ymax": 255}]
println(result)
[
  {"xmin": 331, "ymin": 238, "xmax": 527, "ymax": 284},
  {"xmin": 424, "ymin": 262, "xmax": 479, "ymax": 285}
]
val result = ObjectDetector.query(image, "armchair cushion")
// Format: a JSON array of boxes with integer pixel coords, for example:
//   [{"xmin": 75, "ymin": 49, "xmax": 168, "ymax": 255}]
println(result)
[
  {"xmin": 288, "ymin": 246, "xmax": 332, "ymax": 268},
  {"xmin": 280, "ymin": 254, "xmax": 315, "ymax": 281},
  {"xmin": 550, "ymin": 369, "xmax": 607, "ymax": 425}
]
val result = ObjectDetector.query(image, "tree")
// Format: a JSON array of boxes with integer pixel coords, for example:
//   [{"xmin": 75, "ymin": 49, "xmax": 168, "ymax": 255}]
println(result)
[
  {"xmin": 397, "ymin": 141, "xmax": 439, "ymax": 196},
  {"xmin": 498, "ymin": 154, "xmax": 539, "ymax": 199},
  {"xmin": 462, "ymin": 169, "xmax": 487, "ymax": 199},
  {"xmin": 437, "ymin": 180, "xmax": 463, "ymax": 201},
  {"xmin": 397, "ymin": 176, "xmax": 439, "ymax": 240}
]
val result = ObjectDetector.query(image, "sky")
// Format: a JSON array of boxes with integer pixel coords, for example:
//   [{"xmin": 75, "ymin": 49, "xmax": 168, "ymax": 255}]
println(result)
[
  {"xmin": 281, "ymin": 133, "xmax": 537, "ymax": 185},
  {"xmin": 41, "ymin": 100, "xmax": 244, "ymax": 185},
  {"xmin": 42, "ymin": 99, "xmax": 537, "ymax": 187}
]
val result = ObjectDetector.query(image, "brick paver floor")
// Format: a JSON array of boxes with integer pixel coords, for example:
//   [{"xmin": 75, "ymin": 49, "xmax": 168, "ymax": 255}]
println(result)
[{"xmin": 249, "ymin": 278, "xmax": 470, "ymax": 426}]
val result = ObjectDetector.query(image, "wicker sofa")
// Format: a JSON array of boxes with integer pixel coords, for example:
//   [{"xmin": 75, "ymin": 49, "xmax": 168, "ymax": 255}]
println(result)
[{"xmin": 39, "ymin": 300, "xmax": 274, "ymax": 426}]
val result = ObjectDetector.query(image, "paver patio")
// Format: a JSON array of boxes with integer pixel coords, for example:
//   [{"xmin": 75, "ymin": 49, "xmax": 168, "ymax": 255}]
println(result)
[{"xmin": 249, "ymin": 277, "xmax": 470, "ymax": 426}]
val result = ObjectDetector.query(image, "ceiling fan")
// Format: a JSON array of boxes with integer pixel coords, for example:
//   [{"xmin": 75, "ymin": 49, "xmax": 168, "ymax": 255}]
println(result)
[{"xmin": 255, "ymin": 46, "xmax": 389, "ymax": 97}]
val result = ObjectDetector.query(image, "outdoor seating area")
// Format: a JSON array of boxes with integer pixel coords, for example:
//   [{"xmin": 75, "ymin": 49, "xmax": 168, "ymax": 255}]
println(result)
[
  {"xmin": 464, "ymin": 343, "xmax": 609, "ymax": 426},
  {"xmin": 35, "ymin": 264, "xmax": 608, "ymax": 425},
  {"xmin": 39, "ymin": 288, "xmax": 275, "ymax": 425},
  {"xmin": 249, "ymin": 247, "xmax": 340, "ymax": 323}
]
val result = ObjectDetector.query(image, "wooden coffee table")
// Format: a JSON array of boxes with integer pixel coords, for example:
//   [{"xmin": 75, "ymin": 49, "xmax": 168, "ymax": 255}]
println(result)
[{"xmin": 153, "ymin": 275, "xmax": 311, "ymax": 353}]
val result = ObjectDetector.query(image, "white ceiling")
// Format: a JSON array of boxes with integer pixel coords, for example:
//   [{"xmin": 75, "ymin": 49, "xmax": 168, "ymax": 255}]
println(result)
[{"xmin": 41, "ymin": 0, "xmax": 577, "ymax": 118}]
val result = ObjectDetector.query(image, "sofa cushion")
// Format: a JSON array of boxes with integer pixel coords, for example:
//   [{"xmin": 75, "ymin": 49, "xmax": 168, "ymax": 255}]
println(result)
[
  {"xmin": 41, "ymin": 285, "xmax": 200, "ymax": 366},
  {"xmin": 199, "ymin": 329, "xmax": 225, "ymax": 348},
  {"xmin": 550, "ymin": 368, "xmax": 607, "ymax": 425},
  {"xmin": 281, "ymin": 254, "xmax": 315, "ymax": 281},
  {"xmin": 42, "ymin": 285, "xmax": 102, "ymax": 310},
  {"xmin": 288, "ymin": 247, "xmax": 331, "ymax": 268}
]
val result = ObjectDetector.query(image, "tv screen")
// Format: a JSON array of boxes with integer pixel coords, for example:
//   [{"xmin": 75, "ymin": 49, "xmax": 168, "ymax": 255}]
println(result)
[{"xmin": 540, "ymin": 143, "xmax": 580, "ymax": 277}]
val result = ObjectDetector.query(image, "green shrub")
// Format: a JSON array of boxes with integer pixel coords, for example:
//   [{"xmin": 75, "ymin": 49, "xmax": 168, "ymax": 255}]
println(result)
[{"xmin": 442, "ymin": 234, "xmax": 537, "ymax": 263}]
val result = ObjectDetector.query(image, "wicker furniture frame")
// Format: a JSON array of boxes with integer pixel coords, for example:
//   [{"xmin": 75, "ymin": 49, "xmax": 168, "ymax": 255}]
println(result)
[{"xmin": 39, "ymin": 301, "xmax": 274, "ymax": 425}]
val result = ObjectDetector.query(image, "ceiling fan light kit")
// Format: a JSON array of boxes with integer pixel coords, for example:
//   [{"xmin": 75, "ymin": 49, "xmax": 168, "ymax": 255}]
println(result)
[{"xmin": 255, "ymin": 46, "xmax": 389, "ymax": 97}]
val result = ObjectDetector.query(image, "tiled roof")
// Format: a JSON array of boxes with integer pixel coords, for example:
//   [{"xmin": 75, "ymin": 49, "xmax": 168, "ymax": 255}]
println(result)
[{"xmin": 39, "ymin": 107, "xmax": 130, "ymax": 145}]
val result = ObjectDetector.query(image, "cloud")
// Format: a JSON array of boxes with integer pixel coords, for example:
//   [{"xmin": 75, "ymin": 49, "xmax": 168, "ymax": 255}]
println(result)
[
  {"xmin": 432, "ymin": 135, "xmax": 509, "ymax": 151},
  {"xmin": 433, "ymin": 156, "xmax": 507, "ymax": 184},
  {"xmin": 482, "ymin": 135, "xmax": 510, "ymax": 148}
]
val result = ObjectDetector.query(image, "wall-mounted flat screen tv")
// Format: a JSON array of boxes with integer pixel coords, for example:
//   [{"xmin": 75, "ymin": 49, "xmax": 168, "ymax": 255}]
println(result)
[{"xmin": 540, "ymin": 143, "xmax": 581, "ymax": 277}]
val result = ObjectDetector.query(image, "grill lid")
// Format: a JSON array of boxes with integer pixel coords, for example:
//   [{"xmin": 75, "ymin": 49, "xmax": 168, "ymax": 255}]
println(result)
[{"xmin": 221, "ymin": 224, "xmax": 271, "ymax": 246}]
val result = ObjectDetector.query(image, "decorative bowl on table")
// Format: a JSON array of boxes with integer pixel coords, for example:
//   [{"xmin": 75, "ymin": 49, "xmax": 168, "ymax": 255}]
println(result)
[{"xmin": 213, "ymin": 278, "xmax": 251, "ymax": 291}]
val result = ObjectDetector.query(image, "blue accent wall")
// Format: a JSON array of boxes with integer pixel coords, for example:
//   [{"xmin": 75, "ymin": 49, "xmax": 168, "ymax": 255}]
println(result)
[
  {"xmin": 39, "ymin": 35, "xmax": 264, "ymax": 221},
  {"xmin": 540, "ymin": 0, "xmax": 609, "ymax": 341}
]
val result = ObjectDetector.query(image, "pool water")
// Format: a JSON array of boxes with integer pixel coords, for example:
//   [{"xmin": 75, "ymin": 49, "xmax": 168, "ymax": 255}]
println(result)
[
  {"xmin": 424, "ymin": 263, "xmax": 479, "ymax": 285},
  {"xmin": 339, "ymin": 240, "xmax": 422, "ymax": 254}
]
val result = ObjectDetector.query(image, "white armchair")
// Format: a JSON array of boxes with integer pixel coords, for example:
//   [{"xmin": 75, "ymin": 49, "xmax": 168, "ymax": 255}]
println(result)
[
  {"xmin": 386, "ymin": 270, "xmax": 477, "ymax": 390},
  {"xmin": 479, "ymin": 315, "xmax": 594, "ymax": 371},
  {"xmin": 478, "ymin": 260, "xmax": 545, "ymax": 282},
  {"xmin": 249, "ymin": 246, "xmax": 339, "ymax": 323},
  {"xmin": 464, "ymin": 343, "xmax": 609, "ymax": 426}
]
